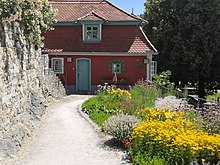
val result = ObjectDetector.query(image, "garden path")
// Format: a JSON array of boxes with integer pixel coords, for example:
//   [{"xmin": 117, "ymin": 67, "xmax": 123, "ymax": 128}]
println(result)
[{"xmin": 4, "ymin": 95, "xmax": 128, "ymax": 165}]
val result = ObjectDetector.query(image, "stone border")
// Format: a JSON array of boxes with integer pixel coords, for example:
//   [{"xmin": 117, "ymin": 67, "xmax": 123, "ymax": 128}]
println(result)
[{"xmin": 77, "ymin": 104, "xmax": 101, "ymax": 133}]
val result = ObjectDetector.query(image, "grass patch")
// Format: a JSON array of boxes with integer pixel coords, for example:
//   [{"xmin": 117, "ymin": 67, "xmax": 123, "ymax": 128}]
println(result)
[
  {"xmin": 90, "ymin": 111, "xmax": 112, "ymax": 126},
  {"xmin": 120, "ymin": 81, "xmax": 161, "ymax": 115}
]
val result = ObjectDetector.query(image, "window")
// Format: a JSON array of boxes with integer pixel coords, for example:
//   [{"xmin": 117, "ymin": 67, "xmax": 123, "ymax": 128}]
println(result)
[
  {"xmin": 51, "ymin": 58, "xmax": 64, "ymax": 74},
  {"xmin": 83, "ymin": 24, "xmax": 101, "ymax": 42},
  {"xmin": 151, "ymin": 61, "xmax": 157, "ymax": 76},
  {"xmin": 67, "ymin": 57, "xmax": 72, "ymax": 63},
  {"xmin": 112, "ymin": 62, "xmax": 121, "ymax": 74}
]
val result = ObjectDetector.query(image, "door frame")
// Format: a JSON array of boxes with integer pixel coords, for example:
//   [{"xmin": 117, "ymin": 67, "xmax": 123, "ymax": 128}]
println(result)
[{"xmin": 76, "ymin": 58, "xmax": 91, "ymax": 93}]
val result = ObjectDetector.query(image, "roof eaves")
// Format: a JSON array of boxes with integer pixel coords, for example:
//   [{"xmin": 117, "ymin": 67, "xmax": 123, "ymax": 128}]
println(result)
[
  {"xmin": 139, "ymin": 26, "xmax": 158, "ymax": 53},
  {"xmin": 47, "ymin": 51, "xmax": 148, "ymax": 56},
  {"xmin": 131, "ymin": 13, "xmax": 148, "ymax": 24},
  {"xmin": 50, "ymin": 1, "xmax": 103, "ymax": 4},
  {"xmin": 105, "ymin": 0, "xmax": 142, "ymax": 22}
]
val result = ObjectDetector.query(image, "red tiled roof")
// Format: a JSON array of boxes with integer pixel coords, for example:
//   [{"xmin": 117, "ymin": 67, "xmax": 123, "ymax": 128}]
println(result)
[
  {"xmin": 50, "ymin": 0, "xmax": 141, "ymax": 22},
  {"xmin": 77, "ymin": 10, "xmax": 106, "ymax": 21},
  {"xmin": 129, "ymin": 37, "xmax": 150, "ymax": 53}
]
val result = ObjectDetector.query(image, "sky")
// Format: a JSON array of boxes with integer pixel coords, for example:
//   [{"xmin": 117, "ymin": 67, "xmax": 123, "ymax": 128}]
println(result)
[{"xmin": 109, "ymin": 0, "xmax": 146, "ymax": 15}]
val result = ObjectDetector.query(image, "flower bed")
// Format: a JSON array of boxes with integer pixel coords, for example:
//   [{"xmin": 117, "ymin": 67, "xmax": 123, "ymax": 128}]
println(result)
[
  {"xmin": 131, "ymin": 108, "xmax": 220, "ymax": 164},
  {"xmin": 82, "ymin": 82, "xmax": 220, "ymax": 164}
]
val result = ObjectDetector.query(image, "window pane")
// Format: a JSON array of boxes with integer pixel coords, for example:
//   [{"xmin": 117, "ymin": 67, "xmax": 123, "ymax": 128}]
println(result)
[
  {"xmin": 86, "ymin": 27, "xmax": 92, "ymax": 30},
  {"xmin": 86, "ymin": 31, "xmax": 92, "ymax": 39},
  {"xmin": 151, "ymin": 61, "xmax": 157, "ymax": 75},
  {"xmin": 52, "ymin": 59, "xmax": 63, "ymax": 74},
  {"xmin": 93, "ymin": 34, "xmax": 98, "ymax": 39},
  {"xmin": 93, "ymin": 31, "xmax": 98, "ymax": 39},
  {"xmin": 53, "ymin": 59, "xmax": 62, "ymax": 72},
  {"xmin": 93, "ymin": 26, "xmax": 98, "ymax": 30}
]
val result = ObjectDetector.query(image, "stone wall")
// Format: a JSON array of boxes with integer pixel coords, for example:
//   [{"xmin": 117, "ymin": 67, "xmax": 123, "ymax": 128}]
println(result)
[{"xmin": 0, "ymin": 22, "xmax": 65, "ymax": 160}]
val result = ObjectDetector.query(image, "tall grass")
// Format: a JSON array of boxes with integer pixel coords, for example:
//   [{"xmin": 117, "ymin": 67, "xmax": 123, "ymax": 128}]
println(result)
[{"xmin": 119, "ymin": 80, "xmax": 161, "ymax": 115}]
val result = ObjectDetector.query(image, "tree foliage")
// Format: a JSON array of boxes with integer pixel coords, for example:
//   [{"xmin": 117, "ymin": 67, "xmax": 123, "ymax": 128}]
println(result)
[
  {"xmin": 153, "ymin": 70, "xmax": 174, "ymax": 89},
  {"xmin": 144, "ymin": 0, "xmax": 220, "ymax": 98},
  {"xmin": 0, "ymin": 0, "xmax": 56, "ymax": 45}
]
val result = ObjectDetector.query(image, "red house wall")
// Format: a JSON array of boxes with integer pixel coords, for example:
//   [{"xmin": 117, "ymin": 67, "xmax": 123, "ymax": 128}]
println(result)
[
  {"xmin": 50, "ymin": 55, "xmax": 147, "ymax": 87},
  {"xmin": 44, "ymin": 25, "xmax": 150, "ymax": 52}
]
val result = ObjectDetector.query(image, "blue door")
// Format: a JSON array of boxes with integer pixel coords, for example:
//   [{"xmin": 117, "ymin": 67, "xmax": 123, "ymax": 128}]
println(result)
[{"xmin": 76, "ymin": 58, "xmax": 91, "ymax": 93}]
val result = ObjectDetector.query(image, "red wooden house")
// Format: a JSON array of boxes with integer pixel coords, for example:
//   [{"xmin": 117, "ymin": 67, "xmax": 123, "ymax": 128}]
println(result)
[{"xmin": 44, "ymin": 0, "xmax": 158, "ymax": 94}]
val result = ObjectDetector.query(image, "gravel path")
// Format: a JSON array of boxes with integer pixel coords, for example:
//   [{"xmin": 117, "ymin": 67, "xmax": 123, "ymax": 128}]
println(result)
[{"xmin": 4, "ymin": 95, "xmax": 129, "ymax": 165}]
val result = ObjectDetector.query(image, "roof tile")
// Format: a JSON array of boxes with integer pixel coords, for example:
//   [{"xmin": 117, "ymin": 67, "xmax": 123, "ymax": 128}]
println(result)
[
  {"xmin": 50, "ymin": 1, "xmax": 140, "ymax": 22},
  {"xmin": 77, "ymin": 11, "xmax": 106, "ymax": 21}
]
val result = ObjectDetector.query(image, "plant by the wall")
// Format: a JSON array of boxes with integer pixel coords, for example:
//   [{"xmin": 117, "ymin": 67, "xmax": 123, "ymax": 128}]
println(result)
[{"xmin": 0, "ymin": 0, "xmax": 56, "ymax": 45}]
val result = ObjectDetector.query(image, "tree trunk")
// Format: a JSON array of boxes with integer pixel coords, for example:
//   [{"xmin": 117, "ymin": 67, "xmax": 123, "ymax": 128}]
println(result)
[{"xmin": 198, "ymin": 76, "xmax": 206, "ymax": 106}]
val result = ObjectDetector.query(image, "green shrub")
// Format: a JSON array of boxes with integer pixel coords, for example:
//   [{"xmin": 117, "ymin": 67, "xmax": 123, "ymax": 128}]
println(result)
[
  {"xmin": 153, "ymin": 70, "xmax": 178, "ymax": 97},
  {"xmin": 132, "ymin": 151, "xmax": 169, "ymax": 165},
  {"xmin": 153, "ymin": 70, "xmax": 174, "ymax": 90},
  {"xmin": 103, "ymin": 114, "xmax": 141, "ymax": 141},
  {"xmin": 206, "ymin": 92, "xmax": 220, "ymax": 102}
]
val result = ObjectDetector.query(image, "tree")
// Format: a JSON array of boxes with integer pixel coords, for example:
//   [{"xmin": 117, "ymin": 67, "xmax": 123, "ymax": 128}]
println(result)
[
  {"xmin": 144, "ymin": 0, "xmax": 220, "ymax": 98},
  {"xmin": 1, "ymin": 0, "xmax": 56, "ymax": 45}
]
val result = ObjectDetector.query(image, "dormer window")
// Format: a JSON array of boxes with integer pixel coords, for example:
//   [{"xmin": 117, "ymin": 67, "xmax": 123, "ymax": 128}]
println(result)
[{"xmin": 82, "ymin": 23, "xmax": 102, "ymax": 42}]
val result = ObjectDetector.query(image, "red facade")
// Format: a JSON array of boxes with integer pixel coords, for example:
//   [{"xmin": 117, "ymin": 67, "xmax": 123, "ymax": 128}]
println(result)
[{"xmin": 51, "ymin": 55, "xmax": 147, "ymax": 86}]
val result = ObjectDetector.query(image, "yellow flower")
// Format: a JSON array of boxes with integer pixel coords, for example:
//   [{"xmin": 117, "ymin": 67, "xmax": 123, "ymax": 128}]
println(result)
[
  {"xmin": 107, "ymin": 88, "xmax": 131, "ymax": 99},
  {"xmin": 131, "ymin": 108, "xmax": 220, "ymax": 160}
]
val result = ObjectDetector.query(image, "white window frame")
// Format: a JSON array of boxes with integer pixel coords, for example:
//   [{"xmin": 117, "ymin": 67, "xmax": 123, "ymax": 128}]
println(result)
[
  {"xmin": 83, "ymin": 24, "xmax": 102, "ymax": 42},
  {"xmin": 51, "ymin": 58, "xmax": 64, "ymax": 74},
  {"xmin": 151, "ymin": 61, "xmax": 157, "ymax": 76},
  {"xmin": 112, "ymin": 62, "xmax": 122, "ymax": 74}
]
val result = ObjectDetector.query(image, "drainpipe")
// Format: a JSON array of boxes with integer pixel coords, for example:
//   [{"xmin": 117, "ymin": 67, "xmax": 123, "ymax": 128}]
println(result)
[{"xmin": 146, "ymin": 51, "xmax": 153, "ymax": 81}]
